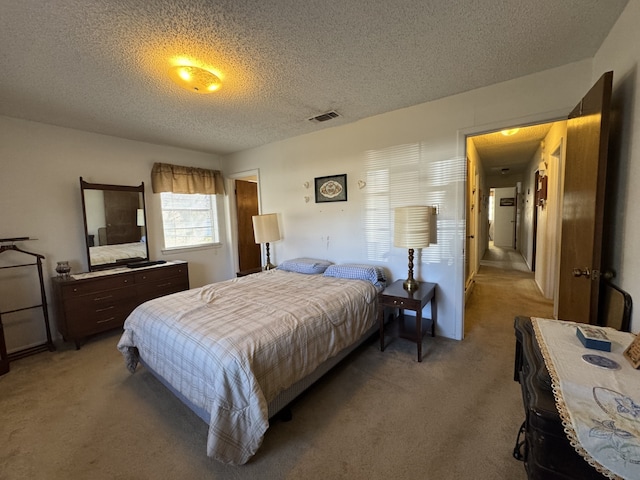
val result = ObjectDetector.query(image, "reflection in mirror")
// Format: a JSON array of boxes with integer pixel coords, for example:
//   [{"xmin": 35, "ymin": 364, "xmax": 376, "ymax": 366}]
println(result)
[{"xmin": 80, "ymin": 177, "xmax": 149, "ymax": 271}]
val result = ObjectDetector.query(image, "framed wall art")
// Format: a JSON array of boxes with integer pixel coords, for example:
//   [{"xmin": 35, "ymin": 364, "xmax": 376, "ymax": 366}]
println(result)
[{"xmin": 315, "ymin": 174, "xmax": 347, "ymax": 203}]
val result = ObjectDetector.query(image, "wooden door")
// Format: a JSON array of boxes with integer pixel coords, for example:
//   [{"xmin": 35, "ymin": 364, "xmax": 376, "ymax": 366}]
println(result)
[
  {"xmin": 493, "ymin": 187, "xmax": 516, "ymax": 247},
  {"xmin": 465, "ymin": 157, "xmax": 474, "ymax": 288},
  {"xmin": 557, "ymin": 71, "xmax": 613, "ymax": 324},
  {"xmin": 531, "ymin": 172, "xmax": 540, "ymax": 272},
  {"xmin": 236, "ymin": 180, "xmax": 261, "ymax": 271},
  {"xmin": 104, "ymin": 191, "xmax": 139, "ymax": 244}
]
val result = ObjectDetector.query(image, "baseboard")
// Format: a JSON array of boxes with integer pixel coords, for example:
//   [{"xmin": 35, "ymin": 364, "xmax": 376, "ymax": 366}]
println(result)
[{"xmin": 465, "ymin": 278, "xmax": 476, "ymax": 302}]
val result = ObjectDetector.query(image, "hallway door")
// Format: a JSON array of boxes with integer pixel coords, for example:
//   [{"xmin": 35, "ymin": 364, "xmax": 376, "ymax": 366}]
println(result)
[
  {"xmin": 557, "ymin": 71, "xmax": 612, "ymax": 324},
  {"xmin": 493, "ymin": 187, "xmax": 516, "ymax": 248}
]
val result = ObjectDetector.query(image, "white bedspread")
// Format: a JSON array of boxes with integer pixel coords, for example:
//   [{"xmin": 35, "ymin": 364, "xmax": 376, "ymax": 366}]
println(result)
[
  {"xmin": 90, "ymin": 241, "xmax": 147, "ymax": 265},
  {"xmin": 117, "ymin": 269, "xmax": 378, "ymax": 464}
]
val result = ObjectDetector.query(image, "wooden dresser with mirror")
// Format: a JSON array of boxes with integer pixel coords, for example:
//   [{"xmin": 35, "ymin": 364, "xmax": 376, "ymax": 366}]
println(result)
[{"xmin": 51, "ymin": 178, "xmax": 190, "ymax": 348}]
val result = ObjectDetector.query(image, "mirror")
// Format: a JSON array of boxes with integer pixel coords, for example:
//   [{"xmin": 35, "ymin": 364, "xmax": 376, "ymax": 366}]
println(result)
[{"xmin": 80, "ymin": 177, "xmax": 149, "ymax": 271}]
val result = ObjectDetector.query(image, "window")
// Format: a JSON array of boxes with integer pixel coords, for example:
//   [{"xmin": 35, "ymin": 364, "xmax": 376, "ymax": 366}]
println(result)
[
  {"xmin": 160, "ymin": 192, "xmax": 220, "ymax": 249},
  {"xmin": 362, "ymin": 142, "xmax": 463, "ymax": 265}
]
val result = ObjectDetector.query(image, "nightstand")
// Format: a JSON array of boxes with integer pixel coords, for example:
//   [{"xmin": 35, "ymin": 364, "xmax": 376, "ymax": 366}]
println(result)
[
  {"xmin": 378, "ymin": 279, "xmax": 437, "ymax": 362},
  {"xmin": 236, "ymin": 267, "xmax": 263, "ymax": 277}
]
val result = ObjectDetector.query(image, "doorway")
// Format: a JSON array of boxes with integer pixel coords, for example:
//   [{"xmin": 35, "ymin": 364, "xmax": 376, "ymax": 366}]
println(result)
[
  {"xmin": 236, "ymin": 179, "xmax": 261, "ymax": 272},
  {"xmin": 464, "ymin": 120, "xmax": 566, "ymax": 334},
  {"xmin": 493, "ymin": 187, "xmax": 516, "ymax": 248},
  {"xmin": 228, "ymin": 171, "xmax": 261, "ymax": 274}
]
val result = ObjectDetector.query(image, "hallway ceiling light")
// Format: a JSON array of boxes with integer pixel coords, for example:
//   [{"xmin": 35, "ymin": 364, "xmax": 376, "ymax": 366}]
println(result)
[
  {"xmin": 501, "ymin": 128, "xmax": 520, "ymax": 136},
  {"xmin": 169, "ymin": 65, "xmax": 221, "ymax": 94}
]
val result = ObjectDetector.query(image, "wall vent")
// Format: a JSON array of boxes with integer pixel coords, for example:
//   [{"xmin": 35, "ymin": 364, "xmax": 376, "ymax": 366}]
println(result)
[{"xmin": 309, "ymin": 111, "xmax": 340, "ymax": 123}]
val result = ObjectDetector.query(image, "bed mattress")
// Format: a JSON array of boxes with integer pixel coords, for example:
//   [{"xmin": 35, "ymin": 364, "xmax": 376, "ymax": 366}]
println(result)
[{"xmin": 117, "ymin": 269, "xmax": 378, "ymax": 464}]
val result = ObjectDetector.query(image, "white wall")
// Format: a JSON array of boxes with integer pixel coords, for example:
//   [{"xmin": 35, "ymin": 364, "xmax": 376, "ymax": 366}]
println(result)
[
  {"xmin": 0, "ymin": 117, "xmax": 231, "ymax": 352},
  {"xmin": 224, "ymin": 60, "xmax": 593, "ymax": 340},
  {"xmin": 592, "ymin": 0, "xmax": 640, "ymax": 332},
  {"xmin": 527, "ymin": 121, "xmax": 567, "ymax": 299},
  {"xmin": 7, "ymin": 0, "xmax": 637, "ymax": 354}
]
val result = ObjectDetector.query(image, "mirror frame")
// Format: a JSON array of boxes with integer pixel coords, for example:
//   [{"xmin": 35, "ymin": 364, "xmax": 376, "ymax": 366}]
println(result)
[{"xmin": 80, "ymin": 177, "xmax": 149, "ymax": 271}]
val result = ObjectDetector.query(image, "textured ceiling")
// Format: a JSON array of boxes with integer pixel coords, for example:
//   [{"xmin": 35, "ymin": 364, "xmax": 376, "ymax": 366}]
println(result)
[
  {"xmin": 0, "ymin": 0, "xmax": 629, "ymax": 156},
  {"xmin": 471, "ymin": 123, "xmax": 555, "ymax": 175}
]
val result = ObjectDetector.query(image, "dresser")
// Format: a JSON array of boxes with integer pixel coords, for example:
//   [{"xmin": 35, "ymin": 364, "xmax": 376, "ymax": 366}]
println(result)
[
  {"xmin": 513, "ymin": 316, "xmax": 606, "ymax": 479},
  {"xmin": 51, "ymin": 261, "xmax": 189, "ymax": 348}
]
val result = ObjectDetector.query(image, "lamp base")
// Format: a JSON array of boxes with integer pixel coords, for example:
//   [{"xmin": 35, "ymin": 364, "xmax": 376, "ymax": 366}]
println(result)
[
  {"xmin": 264, "ymin": 262, "xmax": 276, "ymax": 270},
  {"xmin": 403, "ymin": 278, "xmax": 419, "ymax": 292}
]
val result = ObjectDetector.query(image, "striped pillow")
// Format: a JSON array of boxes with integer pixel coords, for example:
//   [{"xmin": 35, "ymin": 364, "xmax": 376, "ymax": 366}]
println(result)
[
  {"xmin": 323, "ymin": 264, "xmax": 387, "ymax": 288},
  {"xmin": 277, "ymin": 258, "xmax": 333, "ymax": 274}
]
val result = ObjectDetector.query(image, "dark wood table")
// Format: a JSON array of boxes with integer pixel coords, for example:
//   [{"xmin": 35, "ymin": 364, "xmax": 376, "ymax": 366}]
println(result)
[
  {"xmin": 378, "ymin": 280, "xmax": 437, "ymax": 362},
  {"xmin": 236, "ymin": 267, "xmax": 263, "ymax": 277}
]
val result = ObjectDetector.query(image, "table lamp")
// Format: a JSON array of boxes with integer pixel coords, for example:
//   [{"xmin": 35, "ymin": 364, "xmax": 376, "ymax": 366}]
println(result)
[
  {"xmin": 252, "ymin": 213, "xmax": 281, "ymax": 270},
  {"xmin": 394, "ymin": 206, "xmax": 430, "ymax": 292}
]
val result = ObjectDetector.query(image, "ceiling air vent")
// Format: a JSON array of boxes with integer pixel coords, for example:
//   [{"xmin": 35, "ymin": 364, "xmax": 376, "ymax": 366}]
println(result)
[{"xmin": 309, "ymin": 111, "xmax": 340, "ymax": 123}]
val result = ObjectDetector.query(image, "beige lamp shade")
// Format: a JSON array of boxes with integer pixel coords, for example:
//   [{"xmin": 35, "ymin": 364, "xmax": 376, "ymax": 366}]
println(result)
[
  {"xmin": 394, "ymin": 206, "xmax": 430, "ymax": 248},
  {"xmin": 252, "ymin": 213, "xmax": 281, "ymax": 243}
]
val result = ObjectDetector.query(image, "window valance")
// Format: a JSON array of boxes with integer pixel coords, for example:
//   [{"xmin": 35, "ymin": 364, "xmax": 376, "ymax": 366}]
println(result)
[{"xmin": 151, "ymin": 163, "xmax": 225, "ymax": 195}]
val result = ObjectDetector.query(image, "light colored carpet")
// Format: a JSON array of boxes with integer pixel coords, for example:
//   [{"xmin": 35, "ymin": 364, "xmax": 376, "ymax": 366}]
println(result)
[{"xmin": 0, "ymin": 250, "xmax": 553, "ymax": 479}]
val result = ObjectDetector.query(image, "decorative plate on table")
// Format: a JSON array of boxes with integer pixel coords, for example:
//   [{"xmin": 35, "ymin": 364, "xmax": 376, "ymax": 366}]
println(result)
[{"xmin": 582, "ymin": 354, "xmax": 621, "ymax": 370}]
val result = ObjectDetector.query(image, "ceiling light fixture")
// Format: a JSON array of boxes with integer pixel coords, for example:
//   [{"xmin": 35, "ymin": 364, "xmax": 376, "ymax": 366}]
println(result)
[
  {"xmin": 169, "ymin": 65, "xmax": 221, "ymax": 94},
  {"xmin": 501, "ymin": 128, "xmax": 520, "ymax": 136}
]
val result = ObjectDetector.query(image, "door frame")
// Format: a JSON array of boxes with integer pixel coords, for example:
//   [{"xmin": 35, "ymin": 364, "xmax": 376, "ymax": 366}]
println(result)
[
  {"xmin": 550, "ymin": 140, "xmax": 565, "ymax": 317},
  {"xmin": 458, "ymin": 110, "xmax": 568, "ymax": 338},
  {"xmin": 226, "ymin": 169, "xmax": 262, "ymax": 274}
]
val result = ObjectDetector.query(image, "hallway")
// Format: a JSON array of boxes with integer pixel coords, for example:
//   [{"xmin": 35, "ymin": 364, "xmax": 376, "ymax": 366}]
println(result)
[
  {"xmin": 464, "ymin": 244, "xmax": 554, "ymax": 335},
  {"xmin": 478, "ymin": 243, "xmax": 532, "ymax": 272},
  {"xmin": 460, "ymin": 246, "xmax": 555, "ymax": 479}
]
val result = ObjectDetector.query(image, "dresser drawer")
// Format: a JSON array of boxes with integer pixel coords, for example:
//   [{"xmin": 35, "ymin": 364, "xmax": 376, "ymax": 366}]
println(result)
[
  {"xmin": 63, "ymin": 289, "xmax": 137, "ymax": 335},
  {"xmin": 137, "ymin": 278, "xmax": 189, "ymax": 303},
  {"xmin": 60, "ymin": 274, "xmax": 134, "ymax": 298},
  {"xmin": 380, "ymin": 296, "xmax": 421, "ymax": 310},
  {"xmin": 134, "ymin": 264, "xmax": 188, "ymax": 284},
  {"xmin": 65, "ymin": 308, "xmax": 129, "ymax": 336},
  {"xmin": 64, "ymin": 285, "xmax": 137, "ymax": 311}
]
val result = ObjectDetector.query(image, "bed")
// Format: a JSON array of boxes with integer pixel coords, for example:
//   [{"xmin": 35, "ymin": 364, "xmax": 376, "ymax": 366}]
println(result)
[
  {"xmin": 117, "ymin": 260, "xmax": 385, "ymax": 465},
  {"xmin": 89, "ymin": 241, "xmax": 147, "ymax": 266}
]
